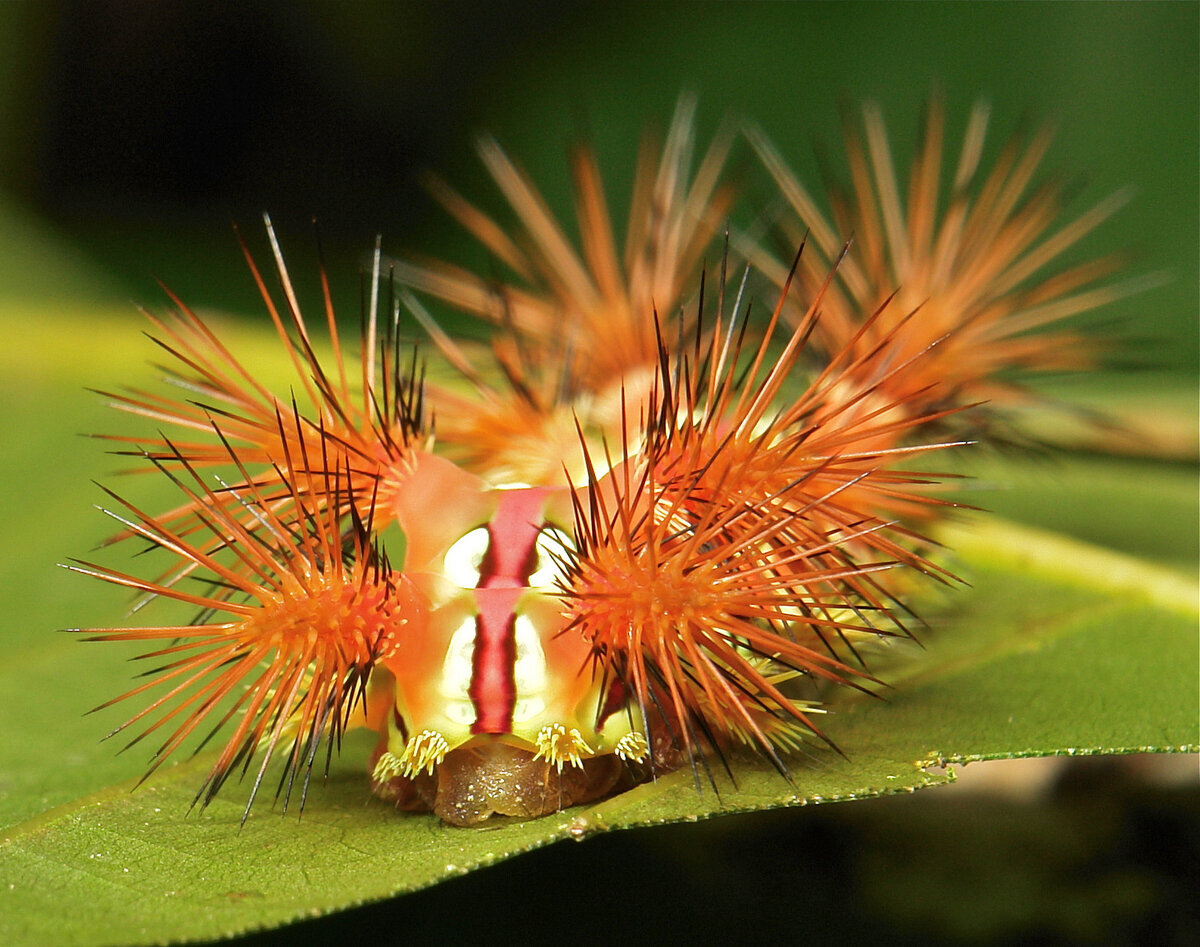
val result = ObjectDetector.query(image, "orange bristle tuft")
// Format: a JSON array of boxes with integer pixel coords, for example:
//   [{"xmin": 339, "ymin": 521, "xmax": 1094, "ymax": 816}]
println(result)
[
  {"xmin": 389, "ymin": 94, "xmax": 736, "ymax": 485},
  {"xmin": 95, "ymin": 215, "xmax": 430, "ymax": 545},
  {"xmin": 747, "ymin": 98, "xmax": 1133, "ymax": 439},
  {"xmin": 558, "ymin": 246, "xmax": 963, "ymax": 772},
  {"xmin": 65, "ymin": 413, "xmax": 428, "ymax": 821}
]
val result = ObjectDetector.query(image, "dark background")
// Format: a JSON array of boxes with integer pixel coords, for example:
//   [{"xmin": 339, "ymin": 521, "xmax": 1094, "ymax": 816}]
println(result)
[
  {"xmin": 0, "ymin": 1, "xmax": 1196, "ymax": 373},
  {"xmin": 0, "ymin": 3, "xmax": 1195, "ymax": 944}
]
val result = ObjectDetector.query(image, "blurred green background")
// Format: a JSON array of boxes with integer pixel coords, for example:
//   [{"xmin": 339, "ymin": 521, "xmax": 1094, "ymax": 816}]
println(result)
[
  {"xmin": 0, "ymin": 0, "xmax": 1196, "ymax": 369},
  {"xmin": 0, "ymin": 2, "xmax": 1195, "ymax": 945}
]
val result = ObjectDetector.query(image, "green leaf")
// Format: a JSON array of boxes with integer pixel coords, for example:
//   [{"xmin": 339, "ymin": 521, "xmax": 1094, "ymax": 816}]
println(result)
[
  {"xmin": 1, "ymin": 312, "xmax": 1195, "ymax": 945},
  {"xmin": 2, "ymin": 510, "xmax": 1195, "ymax": 945}
]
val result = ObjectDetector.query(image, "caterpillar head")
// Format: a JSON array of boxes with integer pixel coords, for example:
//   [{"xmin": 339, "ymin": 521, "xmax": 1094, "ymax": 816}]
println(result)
[{"xmin": 370, "ymin": 459, "xmax": 650, "ymax": 824}]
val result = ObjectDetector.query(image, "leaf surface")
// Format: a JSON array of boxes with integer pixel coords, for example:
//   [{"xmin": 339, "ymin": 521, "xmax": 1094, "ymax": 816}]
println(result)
[{"xmin": 1, "ymin": 315, "xmax": 1195, "ymax": 946}]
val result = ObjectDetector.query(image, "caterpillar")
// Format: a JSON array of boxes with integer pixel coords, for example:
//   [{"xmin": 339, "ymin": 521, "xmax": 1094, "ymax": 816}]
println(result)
[{"xmin": 66, "ymin": 98, "xmax": 1120, "ymax": 825}]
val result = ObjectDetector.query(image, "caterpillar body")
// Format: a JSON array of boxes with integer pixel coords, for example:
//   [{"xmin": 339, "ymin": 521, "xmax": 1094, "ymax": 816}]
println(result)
[{"xmin": 68, "ymin": 98, "xmax": 1121, "ymax": 825}]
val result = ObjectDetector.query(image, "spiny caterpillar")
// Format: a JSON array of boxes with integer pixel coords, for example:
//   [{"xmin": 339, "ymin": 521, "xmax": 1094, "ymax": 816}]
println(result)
[{"xmin": 66, "ymin": 97, "xmax": 1124, "ymax": 825}]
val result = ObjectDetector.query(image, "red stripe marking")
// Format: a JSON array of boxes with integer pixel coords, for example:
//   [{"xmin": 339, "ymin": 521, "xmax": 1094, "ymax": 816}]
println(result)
[
  {"xmin": 469, "ymin": 587, "xmax": 523, "ymax": 734},
  {"xmin": 479, "ymin": 487, "xmax": 554, "ymax": 588},
  {"xmin": 468, "ymin": 489, "xmax": 552, "ymax": 733}
]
